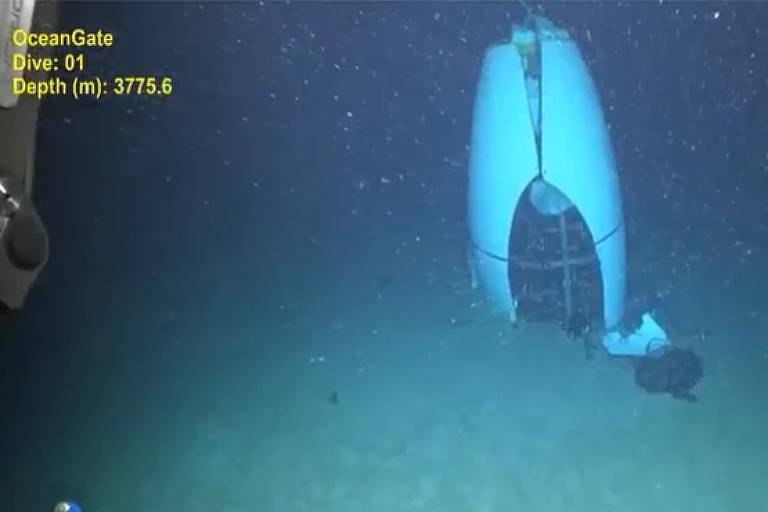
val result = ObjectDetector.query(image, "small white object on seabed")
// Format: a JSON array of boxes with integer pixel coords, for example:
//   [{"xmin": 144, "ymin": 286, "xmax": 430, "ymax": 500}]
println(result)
[{"xmin": 602, "ymin": 312, "xmax": 670, "ymax": 357}]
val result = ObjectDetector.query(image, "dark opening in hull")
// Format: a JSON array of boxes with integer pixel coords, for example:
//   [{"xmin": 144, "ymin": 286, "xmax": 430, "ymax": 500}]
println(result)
[{"xmin": 508, "ymin": 185, "xmax": 604, "ymax": 332}]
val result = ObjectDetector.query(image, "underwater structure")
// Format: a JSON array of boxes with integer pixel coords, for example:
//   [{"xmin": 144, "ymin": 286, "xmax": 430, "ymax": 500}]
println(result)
[{"xmin": 467, "ymin": 16, "xmax": 668, "ymax": 356}]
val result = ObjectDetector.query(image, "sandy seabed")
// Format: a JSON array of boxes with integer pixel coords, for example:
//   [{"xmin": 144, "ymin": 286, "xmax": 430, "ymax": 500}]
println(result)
[{"xmin": 10, "ymin": 253, "xmax": 767, "ymax": 512}]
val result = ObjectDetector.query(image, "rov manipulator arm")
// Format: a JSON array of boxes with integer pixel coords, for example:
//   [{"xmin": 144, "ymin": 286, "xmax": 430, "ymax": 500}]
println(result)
[{"xmin": 0, "ymin": 0, "xmax": 57, "ymax": 313}]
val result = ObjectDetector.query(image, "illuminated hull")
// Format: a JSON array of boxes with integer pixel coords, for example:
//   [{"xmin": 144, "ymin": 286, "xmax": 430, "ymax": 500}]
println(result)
[{"xmin": 467, "ymin": 17, "xmax": 626, "ymax": 335}]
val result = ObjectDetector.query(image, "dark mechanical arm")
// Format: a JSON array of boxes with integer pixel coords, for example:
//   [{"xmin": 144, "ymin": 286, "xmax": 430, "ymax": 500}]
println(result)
[{"xmin": 0, "ymin": 0, "xmax": 57, "ymax": 311}]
